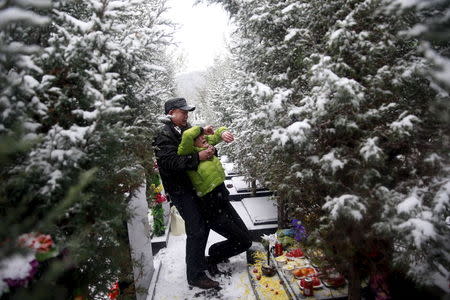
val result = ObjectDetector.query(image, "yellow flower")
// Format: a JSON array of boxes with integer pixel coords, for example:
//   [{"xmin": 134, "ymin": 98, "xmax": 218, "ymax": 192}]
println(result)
[{"xmin": 154, "ymin": 184, "xmax": 163, "ymax": 194}]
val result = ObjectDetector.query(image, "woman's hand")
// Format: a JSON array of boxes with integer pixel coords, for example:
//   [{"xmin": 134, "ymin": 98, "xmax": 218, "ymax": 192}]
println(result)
[
  {"xmin": 199, "ymin": 145, "xmax": 215, "ymax": 160},
  {"xmin": 221, "ymin": 131, "xmax": 234, "ymax": 143},
  {"xmin": 203, "ymin": 125, "xmax": 214, "ymax": 135}
]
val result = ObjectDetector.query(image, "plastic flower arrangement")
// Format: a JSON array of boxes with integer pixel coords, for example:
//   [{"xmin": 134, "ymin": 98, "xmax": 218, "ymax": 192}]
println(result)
[
  {"xmin": 0, "ymin": 233, "xmax": 59, "ymax": 296},
  {"xmin": 148, "ymin": 161, "xmax": 167, "ymax": 237},
  {"xmin": 291, "ymin": 219, "xmax": 307, "ymax": 242},
  {"xmin": 108, "ymin": 282, "xmax": 120, "ymax": 299}
]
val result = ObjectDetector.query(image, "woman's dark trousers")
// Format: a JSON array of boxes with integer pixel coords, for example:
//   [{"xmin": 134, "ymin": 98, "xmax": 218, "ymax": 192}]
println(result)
[{"xmin": 199, "ymin": 184, "xmax": 252, "ymax": 264}]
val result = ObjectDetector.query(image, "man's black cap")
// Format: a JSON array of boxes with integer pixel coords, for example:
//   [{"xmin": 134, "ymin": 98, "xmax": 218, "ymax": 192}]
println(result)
[{"xmin": 164, "ymin": 98, "xmax": 195, "ymax": 114}]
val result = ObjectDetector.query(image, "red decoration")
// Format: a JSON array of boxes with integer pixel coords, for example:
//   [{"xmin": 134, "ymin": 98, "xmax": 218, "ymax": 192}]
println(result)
[
  {"xmin": 286, "ymin": 248, "xmax": 304, "ymax": 257},
  {"xmin": 108, "ymin": 282, "xmax": 120, "ymax": 299},
  {"xmin": 155, "ymin": 193, "xmax": 167, "ymax": 203},
  {"xmin": 18, "ymin": 233, "xmax": 54, "ymax": 252}
]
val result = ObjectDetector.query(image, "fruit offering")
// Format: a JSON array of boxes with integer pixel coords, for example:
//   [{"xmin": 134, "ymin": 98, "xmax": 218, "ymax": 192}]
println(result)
[
  {"xmin": 286, "ymin": 248, "xmax": 304, "ymax": 258},
  {"xmin": 321, "ymin": 274, "xmax": 346, "ymax": 287},
  {"xmin": 292, "ymin": 267, "xmax": 318, "ymax": 278},
  {"xmin": 299, "ymin": 276, "xmax": 322, "ymax": 289}
]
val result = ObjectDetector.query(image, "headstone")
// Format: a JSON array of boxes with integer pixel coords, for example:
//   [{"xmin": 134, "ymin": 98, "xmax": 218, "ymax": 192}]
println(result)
[
  {"xmin": 127, "ymin": 183, "xmax": 155, "ymax": 300},
  {"xmin": 241, "ymin": 196, "xmax": 277, "ymax": 225},
  {"xmin": 231, "ymin": 176, "xmax": 264, "ymax": 193},
  {"xmin": 222, "ymin": 162, "xmax": 239, "ymax": 178}
]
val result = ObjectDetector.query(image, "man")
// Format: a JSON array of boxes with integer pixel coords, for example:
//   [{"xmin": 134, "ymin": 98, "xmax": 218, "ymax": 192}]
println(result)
[{"xmin": 153, "ymin": 98, "xmax": 232, "ymax": 289}]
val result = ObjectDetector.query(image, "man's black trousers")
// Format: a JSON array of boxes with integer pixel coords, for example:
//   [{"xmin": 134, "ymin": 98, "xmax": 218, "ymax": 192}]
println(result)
[{"xmin": 169, "ymin": 190, "xmax": 209, "ymax": 283}]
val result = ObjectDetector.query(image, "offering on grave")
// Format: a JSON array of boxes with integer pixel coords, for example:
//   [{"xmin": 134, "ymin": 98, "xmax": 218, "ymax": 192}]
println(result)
[
  {"xmin": 275, "ymin": 255, "xmax": 287, "ymax": 264},
  {"xmin": 261, "ymin": 264, "xmax": 276, "ymax": 277},
  {"xmin": 292, "ymin": 267, "xmax": 318, "ymax": 279},
  {"xmin": 286, "ymin": 248, "xmax": 304, "ymax": 258}
]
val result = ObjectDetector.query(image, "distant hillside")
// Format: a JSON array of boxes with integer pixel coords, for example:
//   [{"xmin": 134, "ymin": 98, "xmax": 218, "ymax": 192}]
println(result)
[{"xmin": 175, "ymin": 71, "xmax": 206, "ymax": 106}]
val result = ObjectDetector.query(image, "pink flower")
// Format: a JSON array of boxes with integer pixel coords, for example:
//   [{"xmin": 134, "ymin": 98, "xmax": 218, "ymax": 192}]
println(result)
[
  {"xmin": 155, "ymin": 193, "xmax": 167, "ymax": 203},
  {"xmin": 18, "ymin": 233, "xmax": 54, "ymax": 252}
]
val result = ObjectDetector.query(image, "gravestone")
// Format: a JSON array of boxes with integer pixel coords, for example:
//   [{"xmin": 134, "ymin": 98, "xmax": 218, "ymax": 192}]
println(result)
[{"xmin": 127, "ymin": 183, "xmax": 155, "ymax": 300}]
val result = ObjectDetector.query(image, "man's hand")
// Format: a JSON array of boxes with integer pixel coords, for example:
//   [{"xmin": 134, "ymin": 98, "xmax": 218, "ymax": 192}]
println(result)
[
  {"xmin": 221, "ymin": 131, "xmax": 234, "ymax": 143},
  {"xmin": 198, "ymin": 145, "xmax": 215, "ymax": 160},
  {"xmin": 203, "ymin": 125, "xmax": 214, "ymax": 135}
]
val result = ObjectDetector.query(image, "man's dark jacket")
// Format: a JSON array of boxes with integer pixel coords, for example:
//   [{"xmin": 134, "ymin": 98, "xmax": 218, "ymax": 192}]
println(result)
[{"xmin": 153, "ymin": 120, "xmax": 200, "ymax": 195}]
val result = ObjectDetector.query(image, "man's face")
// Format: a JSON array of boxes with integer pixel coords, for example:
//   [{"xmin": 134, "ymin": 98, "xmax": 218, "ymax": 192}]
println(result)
[{"xmin": 169, "ymin": 108, "xmax": 189, "ymax": 127}]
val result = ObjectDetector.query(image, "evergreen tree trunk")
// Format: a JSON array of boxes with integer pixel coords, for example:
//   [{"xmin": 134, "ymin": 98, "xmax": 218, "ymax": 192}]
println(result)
[
  {"xmin": 251, "ymin": 179, "xmax": 257, "ymax": 196},
  {"xmin": 348, "ymin": 262, "xmax": 362, "ymax": 300},
  {"xmin": 277, "ymin": 192, "xmax": 289, "ymax": 228}
]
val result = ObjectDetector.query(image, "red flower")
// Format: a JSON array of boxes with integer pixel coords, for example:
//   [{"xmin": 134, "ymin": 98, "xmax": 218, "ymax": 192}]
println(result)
[
  {"xmin": 108, "ymin": 282, "xmax": 120, "ymax": 299},
  {"xmin": 18, "ymin": 233, "xmax": 54, "ymax": 252},
  {"xmin": 35, "ymin": 234, "xmax": 53, "ymax": 252},
  {"xmin": 155, "ymin": 193, "xmax": 167, "ymax": 203}
]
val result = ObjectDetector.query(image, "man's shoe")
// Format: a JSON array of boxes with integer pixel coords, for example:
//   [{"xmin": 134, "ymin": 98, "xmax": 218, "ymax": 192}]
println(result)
[{"xmin": 189, "ymin": 275, "xmax": 220, "ymax": 289}]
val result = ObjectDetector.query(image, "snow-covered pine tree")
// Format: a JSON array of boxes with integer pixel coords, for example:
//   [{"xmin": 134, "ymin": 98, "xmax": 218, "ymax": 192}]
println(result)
[
  {"xmin": 1, "ymin": 0, "xmax": 176, "ymax": 298},
  {"xmin": 206, "ymin": 0, "xmax": 449, "ymax": 298},
  {"xmin": 197, "ymin": 56, "xmax": 236, "ymax": 126},
  {"xmin": 0, "ymin": 1, "xmax": 59, "ymax": 298}
]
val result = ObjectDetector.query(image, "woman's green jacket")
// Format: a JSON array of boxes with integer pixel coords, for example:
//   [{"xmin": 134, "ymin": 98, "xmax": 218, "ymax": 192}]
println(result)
[{"xmin": 177, "ymin": 126, "xmax": 227, "ymax": 197}]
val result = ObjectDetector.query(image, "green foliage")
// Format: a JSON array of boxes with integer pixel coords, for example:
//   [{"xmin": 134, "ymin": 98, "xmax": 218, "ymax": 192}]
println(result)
[
  {"xmin": 1, "ymin": 0, "xmax": 176, "ymax": 298},
  {"xmin": 151, "ymin": 204, "xmax": 165, "ymax": 237},
  {"xmin": 207, "ymin": 0, "xmax": 449, "ymax": 298}
]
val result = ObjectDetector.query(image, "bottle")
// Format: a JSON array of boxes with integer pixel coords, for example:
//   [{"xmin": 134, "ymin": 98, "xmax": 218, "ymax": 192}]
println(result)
[
  {"xmin": 303, "ymin": 277, "xmax": 314, "ymax": 297},
  {"xmin": 274, "ymin": 242, "xmax": 283, "ymax": 257}
]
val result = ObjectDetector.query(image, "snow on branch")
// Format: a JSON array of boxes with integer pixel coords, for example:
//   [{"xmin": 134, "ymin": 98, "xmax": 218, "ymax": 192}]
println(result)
[
  {"xmin": 271, "ymin": 120, "xmax": 311, "ymax": 146},
  {"xmin": 360, "ymin": 137, "xmax": 383, "ymax": 162},
  {"xmin": 389, "ymin": 112, "xmax": 420, "ymax": 135},
  {"xmin": 397, "ymin": 189, "xmax": 422, "ymax": 214},
  {"xmin": 433, "ymin": 180, "xmax": 450, "ymax": 214},
  {"xmin": 320, "ymin": 150, "xmax": 347, "ymax": 174},
  {"xmin": 13, "ymin": 0, "xmax": 51, "ymax": 8},
  {"xmin": 0, "ymin": 7, "xmax": 49, "ymax": 27},
  {"xmin": 55, "ymin": 11, "xmax": 93, "ymax": 32},
  {"xmin": 250, "ymin": 81, "xmax": 273, "ymax": 98},
  {"xmin": 397, "ymin": 217, "xmax": 436, "ymax": 249},
  {"xmin": 323, "ymin": 194, "xmax": 367, "ymax": 221}
]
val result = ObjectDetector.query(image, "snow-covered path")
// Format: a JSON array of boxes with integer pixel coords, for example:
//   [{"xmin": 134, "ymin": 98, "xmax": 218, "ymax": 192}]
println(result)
[{"xmin": 152, "ymin": 231, "xmax": 257, "ymax": 300}]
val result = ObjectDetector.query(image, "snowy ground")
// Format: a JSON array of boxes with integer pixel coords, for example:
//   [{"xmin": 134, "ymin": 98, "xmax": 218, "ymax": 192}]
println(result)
[{"xmin": 152, "ymin": 231, "xmax": 257, "ymax": 300}]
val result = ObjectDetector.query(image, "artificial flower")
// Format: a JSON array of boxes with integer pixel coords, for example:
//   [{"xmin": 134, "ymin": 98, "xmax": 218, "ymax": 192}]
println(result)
[{"xmin": 155, "ymin": 193, "xmax": 167, "ymax": 203}]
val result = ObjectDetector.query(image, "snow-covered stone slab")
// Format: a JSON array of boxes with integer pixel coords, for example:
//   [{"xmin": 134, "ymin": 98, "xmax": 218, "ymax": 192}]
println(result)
[
  {"xmin": 231, "ymin": 176, "xmax": 265, "ymax": 193},
  {"xmin": 225, "ymin": 179, "xmax": 272, "ymax": 201},
  {"xmin": 241, "ymin": 196, "xmax": 277, "ymax": 225},
  {"xmin": 231, "ymin": 201, "xmax": 277, "ymax": 241},
  {"xmin": 223, "ymin": 162, "xmax": 240, "ymax": 178}
]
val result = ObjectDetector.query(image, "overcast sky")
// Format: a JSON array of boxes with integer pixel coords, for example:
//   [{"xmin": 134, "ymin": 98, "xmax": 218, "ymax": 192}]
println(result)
[{"xmin": 166, "ymin": 0, "xmax": 232, "ymax": 74}]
